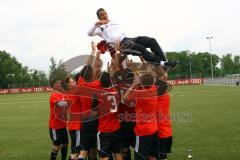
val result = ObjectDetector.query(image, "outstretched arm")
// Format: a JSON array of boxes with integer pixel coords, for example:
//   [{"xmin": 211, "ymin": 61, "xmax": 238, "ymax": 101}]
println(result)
[
  {"xmin": 141, "ymin": 57, "xmax": 164, "ymax": 79},
  {"xmin": 122, "ymin": 72, "xmax": 140, "ymax": 102},
  {"xmin": 110, "ymin": 40, "xmax": 121, "ymax": 74},
  {"xmin": 138, "ymin": 56, "xmax": 148, "ymax": 70},
  {"xmin": 122, "ymin": 84, "xmax": 136, "ymax": 103},
  {"xmin": 86, "ymin": 41, "xmax": 96, "ymax": 66},
  {"xmin": 92, "ymin": 51, "xmax": 103, "ymax": 80}
]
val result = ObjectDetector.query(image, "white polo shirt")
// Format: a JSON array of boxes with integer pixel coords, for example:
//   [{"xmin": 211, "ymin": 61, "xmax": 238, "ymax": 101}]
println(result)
[{"xmin": 87, "ymin": 21, "xmax": 126, "ymax": 45}]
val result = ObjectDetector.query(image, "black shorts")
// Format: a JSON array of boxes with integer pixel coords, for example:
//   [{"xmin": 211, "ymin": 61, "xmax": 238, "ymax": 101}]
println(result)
[
  {"xmin": 97, "ymin": 129, "xmax": 123, "ymax": 158},
  {"xmin": 69, "ymin": 130, "xmax": 81, "ymax": 154},
  {"xmin": 134, "ymin": 133, "xmax": 158, "ymax": 160},
  {"xmin": 158, "ymin": 136, "xmax": 172, "ymax": 154},
  {"xmin": 120, "ymin": 122, "xmax": 135, "ymax": 148},
  {"xmin": 80, "ymin": 130, "xmax": 97, "ymax": 151},
  {"xmin": 49, "ymin": 128, "xmax": 68, "ymax": 146}
]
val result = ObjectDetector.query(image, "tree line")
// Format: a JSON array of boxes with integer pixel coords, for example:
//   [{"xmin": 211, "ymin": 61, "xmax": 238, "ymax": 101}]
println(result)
[
  {"xmin": 0, "ymin": 51, "xmax": 48, "ymax": 89},
  {"xmin": 0, "ymin": 50, "xmax": 240, "ymax": 89},
  {"xmin": 166, "ymin": 51, "xmax": 240, "ymax": 79}
]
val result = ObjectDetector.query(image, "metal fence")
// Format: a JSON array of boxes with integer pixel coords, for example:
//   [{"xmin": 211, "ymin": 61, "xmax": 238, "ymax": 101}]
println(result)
[
  {"xmin": 204, "ymin": 77, "xmax": 240, "ymax": 86},
  {"xmin": 6, "ymin": 81, "xmax": 49, "ymax": 89}
]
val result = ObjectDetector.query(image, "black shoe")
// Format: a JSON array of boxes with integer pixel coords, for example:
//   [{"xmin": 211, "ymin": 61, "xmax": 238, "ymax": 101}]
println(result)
[
  {"xmin": 158, "ymin": 152, "xmax": 168, "ymax": 160},
  {"xmin": 163, "ymin": 60, "xmax": 179, "ymax": 70}
]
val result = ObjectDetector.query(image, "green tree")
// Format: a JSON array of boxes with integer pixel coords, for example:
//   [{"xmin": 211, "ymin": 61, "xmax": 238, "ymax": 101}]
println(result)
[
  {"xmin": 221, "ymin": 54, "xmax": 235, "ymax": 75},
  {"xmin": 167, "ymin": 51, "xmax": 219, "ymax": 79},
  {"xmin": 190, "ymin": 52, "xmax": 203, "ymax": 78},
  {"xmin": 0, "ymin": 50, "xmax": 48, "ymax": 88},
  {"xmin": 48, "ymin": 57, "xmax": 68, "ymax": 87},
  {"xmin": 0, "ymin": 51, "xmax": 22, "ymax": 88},
  {"xmin": 196, "ymin": 52, "xmax": 219, "ymax": 77},
  {"xmin": 233, "ymin": 55, "xmax": 240, "ymax": 74},
  {"xmin": 49, "ymin": 56, "xmax": 57, "ymax": 75}
]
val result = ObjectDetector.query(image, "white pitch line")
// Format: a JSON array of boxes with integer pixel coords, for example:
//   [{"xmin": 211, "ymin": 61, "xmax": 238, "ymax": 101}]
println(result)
[
  {"xmin": 0, "ymin": 97, "xmax": 48, "ymax": 102},
  {"xmin": 0, "ymin": 90, "xmax": 239, "ymax": 104},
  {"xmin": 171, "ymin": 89, "xmax": 240, "ymax": 94},
  {"xmin": 0, "ymin": 101, "xmax": 48, "ymax": 105}
]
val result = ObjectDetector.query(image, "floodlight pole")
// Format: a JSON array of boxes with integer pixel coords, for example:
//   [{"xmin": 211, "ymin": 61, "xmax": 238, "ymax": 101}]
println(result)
[{"xmin": 206, "ymin": 37, "xmax": 214, "ymax": 79}]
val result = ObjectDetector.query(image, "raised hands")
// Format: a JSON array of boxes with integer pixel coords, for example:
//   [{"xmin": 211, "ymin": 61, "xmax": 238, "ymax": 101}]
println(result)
[
  {"xmin": 91, "ymin": 41, "xmax": 96, "ymax": 54},
  {"xmin": 87, "ymin": 41, "xmax": 97, "ymax": 66},
  {"xmin": 95, "ymin": 20, "xmax": 109, "ymax": 26}
]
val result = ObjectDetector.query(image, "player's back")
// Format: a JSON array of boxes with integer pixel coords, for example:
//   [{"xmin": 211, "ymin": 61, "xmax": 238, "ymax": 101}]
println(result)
[
  {"xmin": 156, "ymin": 93, "xmax": 171, "ymax": 122},
  {"xmin": 67, "ymin": 95, "xmax": 82, "ymax": 131},
  {"xmin": 78, "ymin": 77, "xmax": 101, "ymax": 112},
  {"xmin": 78, "ymin": 77, "xmax": 101, "ymax": 132},
  {"xmin": 98, "ymin": 87, "xmax": 120, "ymax": 133},
  {"xmin": 134, "ymin": 86, "xmax": 158, "ymax": 136},
  {"xmin": 156, "ymin": 93, "xmax": 172, "ymax": 138},
  {"xmin": 49, "ymin": 92, "xmax": 67, "ymax": 129}
]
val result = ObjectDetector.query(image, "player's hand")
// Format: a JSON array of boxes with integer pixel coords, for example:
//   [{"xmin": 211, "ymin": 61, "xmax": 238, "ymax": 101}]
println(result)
[
  {"xmin": 95, "ymin": 59, "xmax": 103, "ymax": 69},
  {"xmin": 139, "ymin": 56, "xmax": 147, "ymax": 70},
  {"xmin": 126, "ymin": 58, "xmax": 133, "ymax": 70},
  {"xmin": 91, "ymin": 41, "xmax": 96, "ymax": 53},
  {"xmin": 95, "ymin": 20, "xmax": 109, "ymax": 26},
  {"xmin": 139, "ymin": 56, "xmax": 145, "ymax": 63},
  {"xmin": 133, "ymin": 71, "xmax": 140, "ymax": 86},
  {"xmin": 96, "ymin": 50, "xmax": 101, "ymax": 59},
  {"xmin": 110, "ymin": 59, "xmax": 117, "ymax": 74},
  {"xmin": 107, "ymin": 62, "xmax": 111, "ymax": 73},
  {"xmin": 93, "ymin": 58, "xmax": 103, "ymax": 80},
  {"xmin": 133, "ymin": 78, "xmax": 140, "ymax": 86},
  {"xmin": 115, "ymin": 40, "xmax": 121, "ymax": 52},
  {"xmin": 55, "ymin": 100, "xmax": 68, "ymax": 107},
  {"xmin": 112, "ymin": 52, "xmax": 120, "ymax": 72}
]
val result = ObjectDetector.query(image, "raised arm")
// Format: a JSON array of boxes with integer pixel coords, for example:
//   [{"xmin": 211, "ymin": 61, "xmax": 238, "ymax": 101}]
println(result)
[
  {"xmin": 92, "ymin": 51, "xmax": 103, "ymax": 80},
  {"xmin": 122, "ymin": 72, "xmax": 140, "ymax": 102},
  {"xmin": 87, "ymin": 20, "xmax": 109, "ymax": 37},
  {"xmin": 87, "ymin": 24, "xmax": 99, "ymax": 37},
  {"xmin": 138, "ymin": 56, "xmax": 148, "ymax": 70},
  {"xmin": 86, "ymin": 41, "xmax": 97, "ymax": 66},
  {"xmin": 111, "ymin": 40, "xmax": 121, "ymax": 73},
  {"xmin": 122, "ymin": 83, "xmax": 136, "ymax": 102}
]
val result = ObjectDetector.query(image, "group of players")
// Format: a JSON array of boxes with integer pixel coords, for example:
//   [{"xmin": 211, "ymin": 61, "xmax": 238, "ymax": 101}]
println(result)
[
  {"xmin": 48, "ymin": 40, "xmax": 173, "ymax": 160},
  {"xmin": 48, "ymin": 7, "xmax": 178, "ymax": 160}
]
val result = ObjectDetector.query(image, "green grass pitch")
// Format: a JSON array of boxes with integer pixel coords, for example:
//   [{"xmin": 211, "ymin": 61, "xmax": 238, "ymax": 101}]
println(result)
[{"xmin": 0, "ymin": 85, "xmax": 239, "ymax": 160}]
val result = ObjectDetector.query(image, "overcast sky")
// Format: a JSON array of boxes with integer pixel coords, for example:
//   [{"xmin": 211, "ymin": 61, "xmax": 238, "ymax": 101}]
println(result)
[{"xmin": 0, "ymin": 0, "xmax": 239, "ymax": 72}]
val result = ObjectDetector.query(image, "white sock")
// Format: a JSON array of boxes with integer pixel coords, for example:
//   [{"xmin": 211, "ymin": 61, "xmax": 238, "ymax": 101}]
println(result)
[{"xmin": 160, "ymin": 61, "xmax": 167, "ymax": 66}]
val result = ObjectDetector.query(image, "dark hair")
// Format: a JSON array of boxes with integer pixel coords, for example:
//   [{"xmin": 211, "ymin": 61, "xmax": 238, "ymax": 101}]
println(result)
[
  {"xmin": 140, "ymin": 73, "xmax": 154, "ymax": 89},
  {"xmin": 61, "ymin": 77, "xmax": 70, "ymax": 91},
  {"xmin": 81, "ymin": 65, "xmax": 93, "ymax": 82},
  {"xmin": 100, "ymin": 71, "xmax": 112, "ymax": 88},
  {"xmin": 74, "ymin": 72, "xmax": 82, "ymax": 82},
  {"xmin": 49, "ymin": 79, "xmax": 59, "ymax": 89},
  {"xmin": 125, "ymin": 69, "xmax": 134, "ymax": 85},
  {"xmin": 96, "ymin": 8, "xmax": 105, "ymax": 18}
]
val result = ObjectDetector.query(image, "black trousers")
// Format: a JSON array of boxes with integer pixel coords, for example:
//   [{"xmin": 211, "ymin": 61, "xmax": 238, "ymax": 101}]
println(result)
[{"xmin": 120, "ymin": 36, "xmax": 166, "ymax": 65}]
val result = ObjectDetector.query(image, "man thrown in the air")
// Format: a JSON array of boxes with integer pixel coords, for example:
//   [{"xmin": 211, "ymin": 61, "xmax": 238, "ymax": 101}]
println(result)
[{"xmin": 88, "ymin": 8, "xmax": 178, "ymax": 69}]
